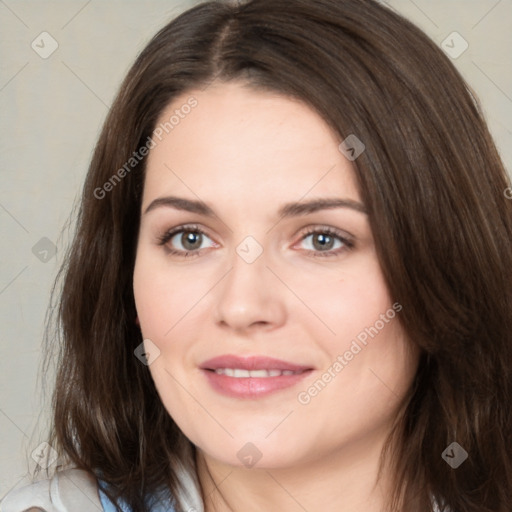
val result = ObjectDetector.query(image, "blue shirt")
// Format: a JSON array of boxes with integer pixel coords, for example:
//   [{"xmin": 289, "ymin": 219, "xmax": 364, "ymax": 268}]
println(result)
[{"xmin": 97, "ymin": 479, "xmax": 177, "ymax": 512}]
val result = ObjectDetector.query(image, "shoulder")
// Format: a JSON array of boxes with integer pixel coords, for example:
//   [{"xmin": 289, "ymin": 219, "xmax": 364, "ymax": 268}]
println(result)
[
  {"xmin": 1, "ymin": 463, "xmax": 203, "ymax": 512},
  {"xmin": 0, "ymin": 468, "xmax": 102, "ymax": 512}
]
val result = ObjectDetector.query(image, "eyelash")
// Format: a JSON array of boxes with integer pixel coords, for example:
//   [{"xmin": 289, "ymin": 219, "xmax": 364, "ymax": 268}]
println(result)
[
  {"xmin": 156, "ymin": 224, "xmax": 354, "ymax": 258},
  {"xmin": 157, "ymin": 224, "xmax": 212, "ymax": 258},
  {"xmin": 297, "ymin": 227, "xmax": 354, "ymax": 257}
]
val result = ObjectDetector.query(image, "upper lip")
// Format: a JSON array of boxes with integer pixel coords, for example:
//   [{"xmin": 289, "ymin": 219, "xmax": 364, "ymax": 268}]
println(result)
[{"xmin": 200, "ymin": 355, "xmax": 313, "ymax": 372}]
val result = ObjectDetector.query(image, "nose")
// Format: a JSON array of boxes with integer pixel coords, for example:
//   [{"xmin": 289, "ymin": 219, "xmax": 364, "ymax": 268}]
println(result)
[{"xmin": 213, "ymin": 246, "xmax": 287, "ymax": 333}]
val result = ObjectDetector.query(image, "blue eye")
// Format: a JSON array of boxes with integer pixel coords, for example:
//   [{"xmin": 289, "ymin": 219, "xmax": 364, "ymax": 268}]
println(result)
[
  {"xmin": 297, "ymin": 227, "xmax": 354, "ymax": 257},
  {"xmin": 157, "ymin": 224, "xmax": 354, "ymax": 258},
  {"xmin": 157, "ymin": 224, "xmax": 216, "ymax": 256}
]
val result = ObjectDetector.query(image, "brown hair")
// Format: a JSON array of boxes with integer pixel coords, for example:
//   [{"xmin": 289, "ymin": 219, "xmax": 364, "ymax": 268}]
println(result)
[{"xmin": 37, "ymin": 0, "xmax": 512, "ymax": 511}]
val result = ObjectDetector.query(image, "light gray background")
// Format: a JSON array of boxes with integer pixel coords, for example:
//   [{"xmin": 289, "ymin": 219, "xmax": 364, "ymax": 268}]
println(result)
[{"xmin": 1, "ymin": 0, "xmax": 511, "ymax": 499}]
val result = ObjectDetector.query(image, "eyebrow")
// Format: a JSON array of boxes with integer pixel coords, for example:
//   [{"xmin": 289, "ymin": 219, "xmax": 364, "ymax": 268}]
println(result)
[{"xmin": 143, "ymin": 195, "xmax": 367, "ymax": 217}]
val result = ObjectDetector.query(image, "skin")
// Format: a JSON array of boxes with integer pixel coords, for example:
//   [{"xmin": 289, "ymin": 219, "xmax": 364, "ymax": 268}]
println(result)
[{"xmin": 133, "ymin": 81, "xmax": 420, "ymax": 512}]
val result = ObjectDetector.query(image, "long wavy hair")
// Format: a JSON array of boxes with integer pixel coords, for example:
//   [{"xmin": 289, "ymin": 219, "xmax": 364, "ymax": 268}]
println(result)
[{"xmin": 36, "ymin": 0, "xmax": 512, "ymax": 511}]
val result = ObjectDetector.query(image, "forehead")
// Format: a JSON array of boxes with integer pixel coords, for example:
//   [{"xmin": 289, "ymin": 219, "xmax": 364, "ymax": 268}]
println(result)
[{"xmin": 143, "ymin": 82, "xmax": 359, "ymax": 205}]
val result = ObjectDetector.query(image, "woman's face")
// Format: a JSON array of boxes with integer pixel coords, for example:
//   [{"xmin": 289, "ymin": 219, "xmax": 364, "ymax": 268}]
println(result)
[{"xmin": 133, "ymin": 82, "xmax": 419, "ymax": 470}]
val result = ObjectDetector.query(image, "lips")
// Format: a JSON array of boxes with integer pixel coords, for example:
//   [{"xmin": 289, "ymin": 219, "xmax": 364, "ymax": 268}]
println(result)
[
  {"xmin": 213, "ymin": 368, "xmax": 299, "ymax": 377},
  {"xmin": 200, "ymin": 355, "xmax": 312, "ymax": 373},
  {"xmin": 199, "ymin": 355, "xmax": 314, "ymax": 399}
]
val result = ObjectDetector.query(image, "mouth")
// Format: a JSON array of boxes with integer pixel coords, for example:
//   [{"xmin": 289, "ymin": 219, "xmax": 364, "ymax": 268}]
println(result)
[
  {"xmin": 199, "ymin": 355, "xmax": 314, "ymax": 399},
  {"xmin": 209, "ymin": 368, "xmax": 305, "ymax": 377}
]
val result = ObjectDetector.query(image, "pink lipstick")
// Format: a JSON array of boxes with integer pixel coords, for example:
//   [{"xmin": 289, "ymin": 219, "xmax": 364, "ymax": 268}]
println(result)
[{"xmin": 200, "ymin": 355, "xmax": 313, "ymax": 399}]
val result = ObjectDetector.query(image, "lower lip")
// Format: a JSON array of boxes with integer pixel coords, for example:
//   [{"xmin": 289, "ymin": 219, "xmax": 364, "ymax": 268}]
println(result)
[{"xmin": 201, "ymin": 369, "xmax": 313, "ymax": 399}]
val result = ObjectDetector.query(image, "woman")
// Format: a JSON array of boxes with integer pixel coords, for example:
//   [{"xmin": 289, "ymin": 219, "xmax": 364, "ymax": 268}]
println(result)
[{"xmin": 2, "ymin": 0, "xmax": 511, "ymax": 511}]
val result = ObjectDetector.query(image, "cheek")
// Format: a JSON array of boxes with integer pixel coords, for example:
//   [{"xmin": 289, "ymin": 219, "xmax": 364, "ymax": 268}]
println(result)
[
  {"xmin": 133, "ymin": 250, "xmax": 207, "ymax": 339},
  {"xmin": 133, "ymin": 254, "xmax": 201, "ymax": 422},
  {"xmin": 294, "ymin": 252, "xmax": 393, "ymax": 344}
]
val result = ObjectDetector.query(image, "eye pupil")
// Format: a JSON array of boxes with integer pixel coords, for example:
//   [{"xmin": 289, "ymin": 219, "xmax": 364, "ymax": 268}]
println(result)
[
  {"xmin": 182, "ymin": 231, "xmax": 202, "ymax": 250},
  {"xmin": 313, "ymin": 233, "xmax": 334, "ymax": 251}
]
